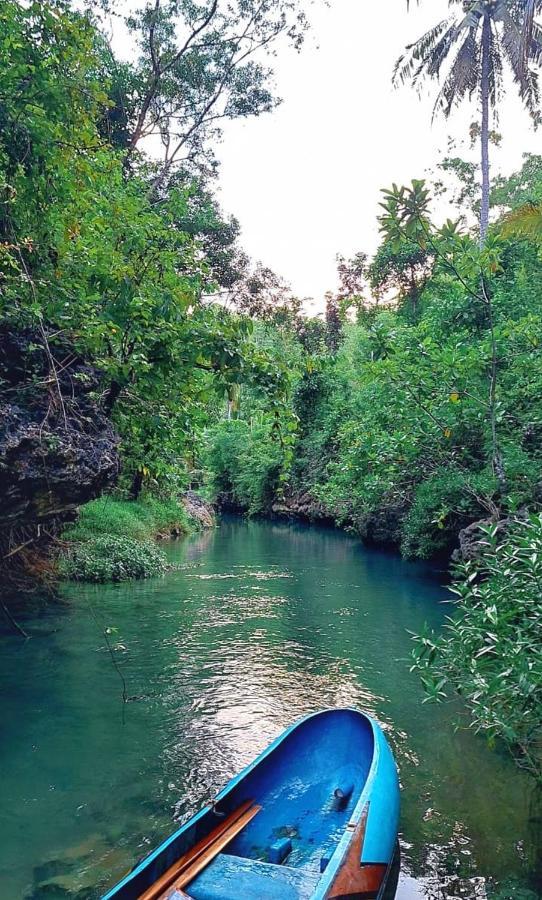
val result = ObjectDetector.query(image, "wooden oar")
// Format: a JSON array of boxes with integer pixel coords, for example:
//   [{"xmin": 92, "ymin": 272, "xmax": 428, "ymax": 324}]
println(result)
[
  {"xmin": 161, "ymin": 804, "xmax": 262, "ymax": 899},
  {"xmin": 138, "ymin": 800, "xmax": 260, "ymax": 900}
]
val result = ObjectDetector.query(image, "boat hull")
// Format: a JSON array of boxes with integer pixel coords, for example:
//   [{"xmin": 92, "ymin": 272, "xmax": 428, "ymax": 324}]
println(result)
[{"xmin": 103, "ymin": 708, "xmax": 400, "ymax": 900}]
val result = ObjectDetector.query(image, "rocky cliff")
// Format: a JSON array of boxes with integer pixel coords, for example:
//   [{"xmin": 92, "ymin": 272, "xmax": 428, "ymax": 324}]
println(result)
[{"xmin": 0, "ymin": 326, "xmax": 120, "ymax": 589}]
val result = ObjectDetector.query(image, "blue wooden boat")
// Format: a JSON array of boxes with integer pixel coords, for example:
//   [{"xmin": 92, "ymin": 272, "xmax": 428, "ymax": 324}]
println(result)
[{"xmin": 103, "ymin": 708, "xmax": 400, "ymax": 900}]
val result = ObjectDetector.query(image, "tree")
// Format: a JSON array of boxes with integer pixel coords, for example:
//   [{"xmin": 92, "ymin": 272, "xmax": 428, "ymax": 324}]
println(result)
[
  {"xmin": 378, "ymin": 179, "xmax": 508, "ymax": 492},
  {"xmin": 495, "ymin": 149, "xmax": 542, "ymax": 196},
  {"xmin": 225, "ymin": 263, "xmax": 303, "ymax": 323},
  {"xmin": 0, "ymin": 0, "xmax": 293, "ymax": 499},
  {"xmin": 324, "ymin": 292, "xmax": 343, "ymax": 352},
  {"xmin": 120, "ymin": 0, "xmax": 311, "ymax": 190},
  {"xmin": 368, "ymin": 238, "xmax": 433, "ymax": 313},
  {"xmin": 433, "ymin": 125, "xmax": 501, "ymax": 220},
  {"xmin": 336, "ymin": 252, "xmax": 368, "ymax": 301},
  {"xmin": 491, "ymin": 153, "xmax": 542, "ymax": 235},
  {"xmin": 396, "ymin": 1, "xmax": 541, "ymax": 244},
  {"xmin": 170, "ymin": 178, "xmax": 248, "ymax": 291}
]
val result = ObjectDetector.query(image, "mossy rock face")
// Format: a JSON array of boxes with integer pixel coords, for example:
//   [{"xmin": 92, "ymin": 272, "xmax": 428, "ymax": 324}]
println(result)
[
  {"xmin": 353, "ymin": 504, "xmax": 407, "ymax": 547},
  {"xmin": 0, "ymin": 327, "xmax": 119, "ymax": 526},
  {"xmin": 183, "ymin": 491, "xmax": 215, "ymax": 529}
]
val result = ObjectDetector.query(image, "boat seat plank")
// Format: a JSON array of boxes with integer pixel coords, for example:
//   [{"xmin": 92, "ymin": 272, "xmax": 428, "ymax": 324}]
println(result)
[
  {"xmin": 138, "ymin": 801, "xmax": 259, "ymax": 900},
  {"xmin": 187, "ymin": 853, "xmax": 321, "ymax": 900},
  {"xmin": 159, "ymin": 806, "xmax": 262, "ymax": 899}
]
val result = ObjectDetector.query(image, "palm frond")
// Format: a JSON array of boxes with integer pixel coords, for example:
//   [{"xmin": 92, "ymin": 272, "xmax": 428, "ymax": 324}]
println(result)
[
  {"xmin": 433, "ymin": 28, "xmax": 479, "ymax": 118},
  {"xmin": 426, "ymin": 24, "xmax": 466, "ymax": 79},
  {"xmin": 526, "ymin": 20, "xmax": 542, "ymax": 67},
  {"xmin": 501, "ymin": 201, "xmax": 542, "ymax": 239},
  {"xmin": 494, "ymin": 0, "xmax": 523, "ymax": 75},
  {"xmin": 393, "ymin": 18, "xmax": 452, "ymax": 86},
  {"xmin": 521, "ymin": 0, "xmax": 538, "ymax": 70},
  {"xmin": 496, "ymin": 2, "xmax": 540, "ymax": 120},
  {"xmin": 397, "ymin": 0, "xmax": 542, "ymax": 125}
]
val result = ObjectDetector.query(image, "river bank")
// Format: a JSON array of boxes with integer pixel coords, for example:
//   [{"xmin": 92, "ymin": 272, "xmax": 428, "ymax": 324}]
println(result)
[
  {"xmin": 219, "ymin": 489, "xmax": 460, "ymax": 562},
  {"xmin": 58, "ymin": 494, "xmax": 215, "ymax": 583}
]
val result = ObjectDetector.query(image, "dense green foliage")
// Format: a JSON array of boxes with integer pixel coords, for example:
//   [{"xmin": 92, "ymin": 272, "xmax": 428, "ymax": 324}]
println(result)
[
  {"xmin": 60, "ymin": 535, "xmax": 168, "ymax": 582},
  {"xmin": 207, "ymin": 159, "xmax": 542, "ymax": 562},
  {"xmin": 413, "ymin": 516, "xmax": 542, "ymax": 780},
  {"xmin": 0, "ymin": 0, "xmax": 298, "ymax": 498},
  {"xmin": 205, "ymin": 420, "xmax": 285, "ymax": 514}
]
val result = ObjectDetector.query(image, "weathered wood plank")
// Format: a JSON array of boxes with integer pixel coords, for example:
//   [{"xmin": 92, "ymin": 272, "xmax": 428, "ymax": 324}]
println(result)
[
  {"xmin": 161, "ymin": 804, "xmax": 262, "ymax": 899},
  {"xmin": 137, "ymin": 800, "xmax": 258, "ymax": 900}
]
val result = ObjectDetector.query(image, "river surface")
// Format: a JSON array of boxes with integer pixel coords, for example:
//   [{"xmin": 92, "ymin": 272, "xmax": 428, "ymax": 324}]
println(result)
[{"xmin": 0, "ymin": 518, "xmax": 540, "ymax": 900}]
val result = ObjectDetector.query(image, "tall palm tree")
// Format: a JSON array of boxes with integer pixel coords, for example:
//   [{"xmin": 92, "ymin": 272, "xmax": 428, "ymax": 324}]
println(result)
[{"xmin": 396, "ymin": 1, "xmax": 541, "ymax": 244}]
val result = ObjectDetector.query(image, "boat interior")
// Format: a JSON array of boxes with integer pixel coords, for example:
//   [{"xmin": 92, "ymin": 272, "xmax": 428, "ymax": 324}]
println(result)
[{"xmin": 162, "ymin": 711, "xmax": 375, "ymax": 900}]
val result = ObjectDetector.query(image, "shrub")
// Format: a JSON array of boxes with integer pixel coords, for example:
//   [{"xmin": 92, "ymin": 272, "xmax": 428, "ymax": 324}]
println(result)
[
  {"xmin": 400, "ymin": 468, "xmax": 495, "ymax": 559},
  {"xmin": 412, "ymin": 515, "xmax": 542, "ymax": 781},
  {"xmin": 59, "ymin": 535, "xmax": 168, "ymax": 583}
]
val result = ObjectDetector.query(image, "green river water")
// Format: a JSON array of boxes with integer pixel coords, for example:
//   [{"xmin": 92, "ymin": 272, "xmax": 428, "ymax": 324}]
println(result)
[{"xmin": 0, "ymin": 518, "xmax": 540, "ymax": 899}]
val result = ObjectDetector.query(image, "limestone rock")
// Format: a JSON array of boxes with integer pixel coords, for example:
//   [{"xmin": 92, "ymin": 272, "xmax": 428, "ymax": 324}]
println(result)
[
  {"xmin": 0, "ymin": 325, "xmax": 120, "ymax": 588},
  {"xmin": 183, "ymin": 490, "xmax": 215, "ymax": 529}
]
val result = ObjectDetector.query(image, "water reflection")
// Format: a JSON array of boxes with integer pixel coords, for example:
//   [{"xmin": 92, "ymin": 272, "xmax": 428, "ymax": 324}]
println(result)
[{"xmin": 0, "ymin": 518, "xmax": 539, "ymax": 899}]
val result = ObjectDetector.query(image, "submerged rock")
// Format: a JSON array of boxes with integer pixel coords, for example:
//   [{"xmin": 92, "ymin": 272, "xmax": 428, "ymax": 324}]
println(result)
[
  {"xmin": 26, "ymin": 833, "xmax": 126, "ymax": 900},
  {"xmin": 32, "ymin": 860, "xmax": 73, "ymax": 883}
]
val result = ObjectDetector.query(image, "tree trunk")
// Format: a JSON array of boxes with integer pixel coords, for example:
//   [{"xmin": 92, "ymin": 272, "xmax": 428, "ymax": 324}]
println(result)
[
  {"xmin": 480, "ymin": 16, "xmax": 505, "ymax": 494},
  {"xmin": 103, "ymin": 380, "xmax": 123, "ymax": 416},
  {"xmin": 130, "ymin": 469, "xmax": 144, "ymax": 501},
  {"xmin": 480, "ymin": 12, "xmax": 491, "ymax": 246}
]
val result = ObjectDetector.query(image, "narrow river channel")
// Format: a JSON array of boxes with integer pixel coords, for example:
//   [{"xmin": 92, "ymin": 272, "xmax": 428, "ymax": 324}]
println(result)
[{"xmin": 0, "ymin": 518, "xmax": 540, "ymax": 899}]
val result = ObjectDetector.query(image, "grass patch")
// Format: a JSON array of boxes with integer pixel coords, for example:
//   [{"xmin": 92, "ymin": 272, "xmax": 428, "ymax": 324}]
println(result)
[
  {"xmin": 63, "ymin": 497, "xmax": 190, "ymax": 543},
  {"xmin": 60, "ymin": 496, "xmax": 190, "ymax": 583}
]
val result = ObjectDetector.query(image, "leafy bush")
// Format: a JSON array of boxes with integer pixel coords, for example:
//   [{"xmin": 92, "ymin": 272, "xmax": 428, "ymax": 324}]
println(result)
[
  {"xmin": 59, "ymin": 536, "xmax": 168, "ymax": 583},
  {"xmin": 412, "ymin": 516, "xmax": 542, "ymax": 781},
  {"xmin": 400, "ymin": 468, "xmax": 494, "ymax": 559}
]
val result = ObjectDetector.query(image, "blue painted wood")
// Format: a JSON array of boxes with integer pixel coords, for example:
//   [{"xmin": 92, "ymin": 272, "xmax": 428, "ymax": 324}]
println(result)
[
  {"xmin": 189, "ymin": 853, "xmax": 321, "ymax": 900},
  {"xmin": 268, "ymin": 837, "xmax": 293, "ymax": 864},
  {"xmin": 102, "ymin": 708, "xmax": 400, "ymax": 900}
]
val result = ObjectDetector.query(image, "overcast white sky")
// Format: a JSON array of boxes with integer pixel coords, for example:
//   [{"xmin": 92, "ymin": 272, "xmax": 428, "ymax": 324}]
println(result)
[{"xmin": 215, "ymin": 0, "xmax": 540, "ymax": 309}]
